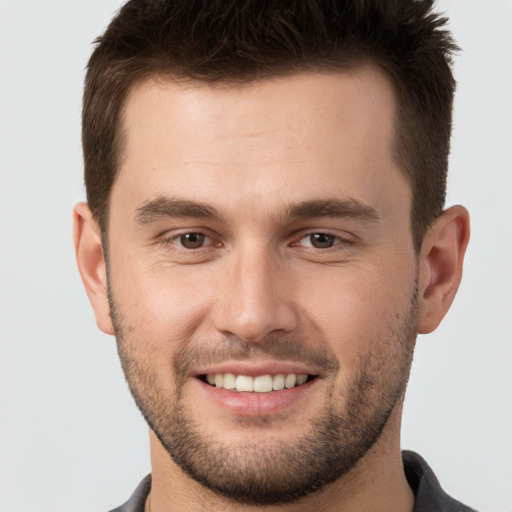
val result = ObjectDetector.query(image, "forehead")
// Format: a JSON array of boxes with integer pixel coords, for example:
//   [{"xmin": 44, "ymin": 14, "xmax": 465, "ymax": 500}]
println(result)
[
  {"xmin": 122, "ymin": 66, "xmax": 396, "ymax": 160},
  {"xmin": 113, "ymin": 67, "xmax": 408, "ymax": 222}
]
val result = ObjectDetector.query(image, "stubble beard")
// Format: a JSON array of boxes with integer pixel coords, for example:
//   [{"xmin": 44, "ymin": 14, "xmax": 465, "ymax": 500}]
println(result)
[{"xmin": 110, "ymin": 286, "xmax": 418, "ymax": 506}]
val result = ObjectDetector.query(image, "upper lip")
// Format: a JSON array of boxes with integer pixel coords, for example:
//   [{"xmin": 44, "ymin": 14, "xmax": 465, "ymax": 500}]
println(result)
[{"xmin": 192, "ymin": 360, "xmax": 319, "ymax": 378}]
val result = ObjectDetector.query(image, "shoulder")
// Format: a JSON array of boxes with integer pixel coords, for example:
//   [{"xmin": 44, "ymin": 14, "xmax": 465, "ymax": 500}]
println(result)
[
  {"xmin": 402, "ymin": 451, "xmax": 478, "ymax": 512},
  {"xmin": 108, "ymin": 474, "xmax": 151, "ymax": 512}
]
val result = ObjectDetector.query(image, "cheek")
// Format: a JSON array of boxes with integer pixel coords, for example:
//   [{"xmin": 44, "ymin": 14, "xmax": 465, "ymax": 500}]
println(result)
[
  {"xmin": 110, "ymin": 260, "xmax": 214, "ymax": 353},
  {"xmin": 297, "ymin": 263, "xmax": 416, "ymax": 362}
]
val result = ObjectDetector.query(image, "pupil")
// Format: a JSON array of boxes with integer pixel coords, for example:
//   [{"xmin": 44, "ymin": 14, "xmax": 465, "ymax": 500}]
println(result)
[
  {"xmin": 181, "ymin": 233, "xmax": 205, "ymax": 248},
  {"xmin": 311, "ymin": 233, "xmax": 334, "ymax": 248}
]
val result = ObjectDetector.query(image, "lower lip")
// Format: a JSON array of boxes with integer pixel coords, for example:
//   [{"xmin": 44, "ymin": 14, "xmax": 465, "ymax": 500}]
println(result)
[{"xmin": 194, "ymin": 378, "xmax": 317, "ymax": 417}]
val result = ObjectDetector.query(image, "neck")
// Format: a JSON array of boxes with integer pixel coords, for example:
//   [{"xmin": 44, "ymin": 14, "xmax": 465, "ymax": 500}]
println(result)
[{"xmin": 148, "ymin": 404, "xmax": 414, "ymax": 512}]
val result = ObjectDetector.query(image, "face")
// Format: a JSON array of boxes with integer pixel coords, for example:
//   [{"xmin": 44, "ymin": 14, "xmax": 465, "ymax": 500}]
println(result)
[{"xmin": 106, "ymin": 68, "xmax": 419, "ymax": 504}]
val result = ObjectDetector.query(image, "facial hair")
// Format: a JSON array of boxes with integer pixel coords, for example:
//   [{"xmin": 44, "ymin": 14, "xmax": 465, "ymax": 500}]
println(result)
[{"xmin": 110, "ymin": 284, "xmax": 418, "ymax": 506}]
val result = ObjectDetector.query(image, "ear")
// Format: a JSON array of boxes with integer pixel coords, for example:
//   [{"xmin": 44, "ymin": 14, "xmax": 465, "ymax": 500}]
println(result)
[
  {"xmin": 73, "ymin": 202, "xmax": 115, "ymax": 335},
  {"xmin": 417, "ymin": 205, "xmax": 470, "ymax": 334}
]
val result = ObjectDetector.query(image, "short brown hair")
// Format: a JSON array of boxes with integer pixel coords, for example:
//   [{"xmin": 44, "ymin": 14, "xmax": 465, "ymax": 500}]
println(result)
[{"xmin": 83, "ymin": 0, "xmax": 458, "ymax": 250}]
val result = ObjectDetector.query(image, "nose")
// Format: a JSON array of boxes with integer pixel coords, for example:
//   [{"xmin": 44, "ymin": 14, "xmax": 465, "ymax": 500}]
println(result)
[{"xmin": 211, "ymin": 244, "xmax": 299, "ymax": 343}]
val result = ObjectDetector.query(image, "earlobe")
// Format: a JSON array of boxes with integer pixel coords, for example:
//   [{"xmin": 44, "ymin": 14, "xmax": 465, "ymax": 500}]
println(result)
[
  {"xmin": 417, "ymin": 205, "xmax": 470, "ymax": 334},
  {"xmin": 73, "ymin": 202, "xmax": 115, "ymax": 335}
]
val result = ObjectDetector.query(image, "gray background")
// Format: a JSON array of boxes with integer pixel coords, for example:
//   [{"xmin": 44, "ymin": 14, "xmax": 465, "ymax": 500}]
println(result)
[{"xmin": 0, "ymin": 1, "xmax": 511, "ymax": 510}]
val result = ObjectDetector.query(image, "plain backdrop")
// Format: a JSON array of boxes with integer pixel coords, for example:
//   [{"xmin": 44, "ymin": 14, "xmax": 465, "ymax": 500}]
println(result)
[{"xmin": 0, "ymin": 1, "xmax": 511, "ymax": 511}]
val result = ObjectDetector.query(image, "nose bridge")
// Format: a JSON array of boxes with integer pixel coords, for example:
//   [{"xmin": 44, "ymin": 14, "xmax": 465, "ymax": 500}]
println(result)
[{"xmin": 212, "ymin": 240, "xmax": 297, "ymax": 342}]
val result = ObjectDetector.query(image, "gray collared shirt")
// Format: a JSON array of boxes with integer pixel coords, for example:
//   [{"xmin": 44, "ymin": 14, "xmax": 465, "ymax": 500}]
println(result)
[{"xmin": 109, "ymin": 451, "xmax": 477, "ymax": 511}]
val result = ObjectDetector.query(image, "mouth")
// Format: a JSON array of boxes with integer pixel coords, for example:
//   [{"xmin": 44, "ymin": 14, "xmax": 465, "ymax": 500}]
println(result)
[
  {"xmin": 199, "ymin": 373, "xmax": 317, "ymax": 393},
  {"xmin": 194, "ymin": 366, "xmax": 320, "ymax": 416}
]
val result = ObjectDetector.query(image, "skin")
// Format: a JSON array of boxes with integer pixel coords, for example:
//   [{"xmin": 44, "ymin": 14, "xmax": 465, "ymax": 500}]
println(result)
[{"xmin": 74, "ymin": 66, "xmax": 470, "ymax": 511}]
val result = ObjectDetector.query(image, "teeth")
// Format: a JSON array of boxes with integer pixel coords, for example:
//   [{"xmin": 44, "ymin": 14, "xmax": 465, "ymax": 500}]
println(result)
[
  {"xmin": 296, "ymin": 374, "xmax": 308, "ymax": 386},
  {"xmin": 223, "ymin": 373, "xmax": 236, "ymax": 390},
  {"xmin": 254, "ymin": 375, "xmax": 273, "ymax": 393},
  {"xmin": 205, "ymin": 373, "xmax": 310, "ymax": 392},
  {"xmin": 272, "ymin": 374, "xmax": 285, "ymax": 391},
  {"xmin": 235, "ymin": 375, "xmax": 254, "ymax": 392},
  {"xmin": 214, "ymin": 374, "xmax": 224, "ymax": 388},
  {"xmin": 285, "ymin": 374, "xmax": 297, "ymax": 389}
]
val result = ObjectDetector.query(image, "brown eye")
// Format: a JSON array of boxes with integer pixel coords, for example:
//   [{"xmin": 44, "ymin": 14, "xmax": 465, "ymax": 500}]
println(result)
[
  {"xmin": 299, "ymin": 233, "xmax": 339, "ymax": 248},
  {"xmin": 179, "ymin": 233, "xmax": 207, "ymax": 249},
  {"xmin": 310, "ymin": 233, "xmax": 336, "ymax": 248}
]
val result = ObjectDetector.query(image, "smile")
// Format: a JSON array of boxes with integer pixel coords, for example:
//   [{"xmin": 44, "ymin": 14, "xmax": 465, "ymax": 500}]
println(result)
[{"xmin": 201, "ymin": 373, "xmax": 315, "ymax": 393}]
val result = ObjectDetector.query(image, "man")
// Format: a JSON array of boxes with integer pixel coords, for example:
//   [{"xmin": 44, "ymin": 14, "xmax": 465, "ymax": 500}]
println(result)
[{"xmin": 73, "ymin": 0, "xmax": 473, "ymax": 510}]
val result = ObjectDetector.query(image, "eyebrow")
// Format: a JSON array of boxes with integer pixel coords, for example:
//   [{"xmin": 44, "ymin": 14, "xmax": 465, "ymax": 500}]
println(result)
[
  {"xmin": 134, "ymin": 196, "xmax": 380, "ymax": 225},
  {"xmin": 135, "ymin": 196, "xmax": 224, "ymax": 224},
  {"xmin": 286, "ymin": 199, "xmax": 380, "ymax": 222}
]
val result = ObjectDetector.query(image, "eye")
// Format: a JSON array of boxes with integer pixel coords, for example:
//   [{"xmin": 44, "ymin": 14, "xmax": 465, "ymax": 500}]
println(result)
[
  {"xmin": 176, "ymin": 232, "xmax": 210, "ymax": 249},
  {"xmin": 299, "ymin": 233, "xmax": 341, "ymax": 249}
]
